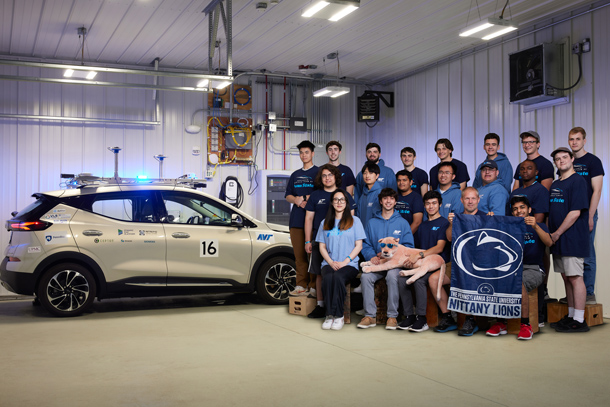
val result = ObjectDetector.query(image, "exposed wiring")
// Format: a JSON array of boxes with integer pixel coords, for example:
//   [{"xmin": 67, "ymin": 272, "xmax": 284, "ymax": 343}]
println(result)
[
  {"xmin": 233, "ymin": 87, "xmax": 251, "ymax": 106},
  {"xmin": 546, "ymin": 52, "xmax": 583, "ymax": 91}
]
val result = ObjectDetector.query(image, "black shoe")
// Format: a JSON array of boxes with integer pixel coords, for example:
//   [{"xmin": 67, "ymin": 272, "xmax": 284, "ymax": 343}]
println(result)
[
  {"xmin": 458, "ymin": 317, "xmax": 479, "ymax": 336},
  {"xmin": 398, "ymin": 315, "xmax": 416, "ymax": 330},
  {"xmin": 433, "ymin": 314, "xmax": 458, "ymax": 332},
  {"xmin": 555, "ymin": 319, "xmax": 590, "ymax": 333},
  {"xmin": 409, "ymin": 315, "xmax": 429, "ymax": 332},
  {"xmin": 307, "ymin": 305, "xmax": 326, "ymax": 319},
  {"xmin": 550, "ymin": 314, "xmax": 572, "ymax": 329}
]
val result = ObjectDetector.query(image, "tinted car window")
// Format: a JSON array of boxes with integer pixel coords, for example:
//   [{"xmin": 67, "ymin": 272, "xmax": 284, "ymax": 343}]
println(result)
[
  {"xmin": 160, "ymin": 192, "xmax": 232, "ymax": 226},
  {"xmin": 89, "ymin": 191, "xmax": 157, "ymax": 222}
]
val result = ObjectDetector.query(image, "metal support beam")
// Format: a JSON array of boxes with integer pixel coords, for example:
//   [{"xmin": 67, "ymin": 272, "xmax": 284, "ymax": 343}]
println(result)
[
  {"xmin": 0, "ymin": 113, "xmax": 160, "ymax": 125},
  {"xmin": 203, "ymin": 0, "xmax": 232, "ymax": 77}
]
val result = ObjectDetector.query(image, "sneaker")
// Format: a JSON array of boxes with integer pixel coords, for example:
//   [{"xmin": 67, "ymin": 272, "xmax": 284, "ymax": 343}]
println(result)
[
  {"xmin": 398, "ymin": 315, "xmax": 416, "ymax": 330},
  {"xmin": 517, "ymin": 323, "xmax": 534, "ymax": 340},
  {"xmin": 355, "ymin": 309, "xmax": 365, "ymax": 316},
  {"xmin": 550, "ymin": 314, "xmax": 572, "ymax": 329},
  {"xmin": 558, "ymin": 296, "xmax": 568, "ymax": 304},
  {"xmin": 409, "ymin": 315, "xmax": 429, "ymax": 332},
  {"xmin": 357, "ymin": 316, "xmax": 377, "ymax": 329},
  {"xmin": 307, "ymin": 305, "xmax": 326, "ymax": 319},
  {"xmin": 586, "ymin": 294, "xmax": 597, "ymax": 305},
  {"xmin": 331, "ymin": 316, "xmax": 345, "ymax": 330},
  {"xmin": 555, "ymin": 319, "xmax": 590, "ymax": 333},
  {"xmin": 289, "ymin": 286, "xmax": 308, "ymax": 296},
  {"xmin": 307, "ymin": 288, "xmax": 317, "ymax": 299},
  {"xmin": 385, "ymin": 317, "xmax": 398, "ymax": 330},
  {"xmin": 322, "ymin": 316, "xmax": 334, "ymax": 330},
  {"xmin": 433, "ymin": 314, "xmax": 458, "ymax": 333},
  {"xmin": 352, "ymin": 285, "xmax": 362, "ymax": 293},
  {"xmin": 458, "ymin": 317, "xmax": 479, "ymax": 336},
  {"xmin": 538, "ymin": 321, "xmax": 545, "ymax": 328},
  {"xmin": 486, "ymin": 322, "xmax": 508, "ymax": 337}
]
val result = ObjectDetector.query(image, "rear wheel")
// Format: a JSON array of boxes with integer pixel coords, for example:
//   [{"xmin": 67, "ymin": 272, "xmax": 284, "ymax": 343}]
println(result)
[
  {"xmin": 37, "ymin": 263, "xmax": 97, "ymax": 317},
  {"xmin": 256, "ymin": 256, "xmax": 296, "ymax": 305}
]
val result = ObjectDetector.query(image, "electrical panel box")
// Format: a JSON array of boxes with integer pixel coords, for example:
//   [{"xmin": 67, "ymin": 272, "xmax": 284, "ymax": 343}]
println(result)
[
  {"xmin": 358, "ymin": 94, "xmax": 380, "ymax": 122},
  {"xmin": 254, "ymin": 170, "xmax": 292, "ymax": 226},
  {"xmin": 509, "ymin": 43, "xmax": 565, "ymax": 105}
]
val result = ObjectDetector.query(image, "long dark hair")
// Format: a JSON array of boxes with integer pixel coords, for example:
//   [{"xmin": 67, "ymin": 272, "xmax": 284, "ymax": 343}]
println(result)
[{"xmin": 323, "ymin": 189, "xmax": 354, "ymax": 231}]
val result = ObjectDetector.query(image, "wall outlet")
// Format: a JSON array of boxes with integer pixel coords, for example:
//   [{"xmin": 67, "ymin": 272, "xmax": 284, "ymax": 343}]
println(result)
[
  {"xmin": 572, "ymin": 42, "xmax": 581, "ymax": 54},
  {"xmin": 205, "ymin": 168, "xmax": 214, "ymax": 178},
  {"xmin": 581, "ymin": 38, "xmax": 591, "ymax": 53}
]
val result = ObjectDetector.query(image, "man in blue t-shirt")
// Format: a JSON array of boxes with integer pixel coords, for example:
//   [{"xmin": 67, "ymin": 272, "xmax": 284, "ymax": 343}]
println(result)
[
  {"xmin": 476, "ymin": 160, "xmax": 509, "ymax": 216},
  {"xmin": 354, "ymin": 143, "xmax": 397, "ymax": 201},
  {"xmin": 400, "ymin": 147, "xmax": 429, "ymax": 196},
  {"xmin": 472, "ymin": 133, "xmax": 513, "ymax": 193},
  {"xmin": 509, "ymin": 160, "xmax": 549, "ymax": 223},
  {"xmin": 326, "ymin": 140, "xmax": 356, "ymax": 196},
  {"xmin": 397, "ymin": 190, "xmax": 450, "ymax": 333},
  {"xmin": 285, "ymin": 140, "xmax": 318, "ymax": 297},
  {"xmin": 435, "ymin": 161, "xmax": 464, "ymax": 219},
  {"xmin": 568, "ymin": 127, "xmax": 605, "ymax": 304},
  {"xmin": 429, "ymin": 138, "xmax": 470, "ymax": 191},
  {"xmin": 395, "ymin": 170, "xmax": 424, "ymax": 240},
  {"xmin": 512, "ymin": 131, "xmax": 554, "ymax": 191},
  {"xmin": 548, "ymin": 147, "xmax": 590, "ymax": 333},
  {"xmin": 486, "ymin": 196, "xmax": 553, "ymax": 340}
]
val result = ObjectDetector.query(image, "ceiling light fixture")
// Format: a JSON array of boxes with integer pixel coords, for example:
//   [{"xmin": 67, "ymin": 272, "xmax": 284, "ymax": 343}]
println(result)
[
  {"xmin": 64, "ymin": 27, "xmax": 97, "ymax": 80},
  {"xmin": 313, "ymin": 51, "xmax": 350, "ymax": 98},
  {"xmin": 459, "ymin": 0, "xmax": 517, "ymax": 41},
  {"xmin": 302, "ymin": 1, "xmax": 359, "ymax": 21}
]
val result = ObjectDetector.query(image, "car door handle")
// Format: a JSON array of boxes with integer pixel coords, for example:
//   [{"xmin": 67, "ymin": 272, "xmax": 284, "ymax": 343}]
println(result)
[
  {"xmin": 83, "ymin": 230, "xmax": 103, "ymax": 236},
  {"xmin": 172, "ymin": 232, "xmax": 190, "ymax": 239}
]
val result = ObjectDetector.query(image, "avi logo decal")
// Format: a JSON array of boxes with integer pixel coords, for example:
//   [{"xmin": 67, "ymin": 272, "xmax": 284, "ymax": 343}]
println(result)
[
  {"xmin": 453, "ymin": 229, "xmax": 522, "ymax": 280},
  {"xmin": 257, "ymin": 233, "xmax": 275, "ymax": 243}
]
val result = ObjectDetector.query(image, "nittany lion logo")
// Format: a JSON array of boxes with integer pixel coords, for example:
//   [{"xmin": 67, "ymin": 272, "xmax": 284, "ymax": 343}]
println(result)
[{"xmin": 453, "ymin": 229, "xmax": 522, "ymax": 280}]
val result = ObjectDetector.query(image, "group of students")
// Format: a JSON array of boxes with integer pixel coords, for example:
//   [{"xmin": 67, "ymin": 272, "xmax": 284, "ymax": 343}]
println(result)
[{"xmin": 284, "ymin": 127, "xmax": 603, "ymax": 336}]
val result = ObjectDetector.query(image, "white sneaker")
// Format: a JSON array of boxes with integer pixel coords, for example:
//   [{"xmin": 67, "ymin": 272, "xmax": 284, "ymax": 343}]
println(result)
[
  {"xmin": 289, "ymin": 286, "xmax": 308, "ymax": 296},
  {"xmin": 353, "ymin": 285, "xmax": 362, "ymax": 293},
  {"xmin": 322, "ymin": 316, "xmax": 334, "ymax": 330},
  {"xmin": 307, "ymin": 288, "xmax": 317, "ymax": 298},
  {"xmin": 331, "ymin": 316, "xmax": 345, "ymax": 330}
]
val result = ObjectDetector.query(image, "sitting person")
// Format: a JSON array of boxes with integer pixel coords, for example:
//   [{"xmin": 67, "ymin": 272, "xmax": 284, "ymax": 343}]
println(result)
[
  {"xmin": 316, "ymin": 189, "xmax": 366, "ymax": 330},
  {"xmin": 486, "ymin": 196, "xmax": 552, "ymax": 340}
]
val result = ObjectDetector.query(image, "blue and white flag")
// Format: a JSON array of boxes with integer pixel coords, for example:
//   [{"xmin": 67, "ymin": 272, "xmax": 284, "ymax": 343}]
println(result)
[{"xmin": 448, "ymin": 214, "xmax": 525, "ymax": 318}]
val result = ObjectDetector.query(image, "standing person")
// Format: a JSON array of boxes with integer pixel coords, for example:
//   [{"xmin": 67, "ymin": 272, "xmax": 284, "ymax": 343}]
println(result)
[
  {"xmin": 435, "ymin": 162, "xmax": 464, "ymax": 219},
  {"xmin": 395, "ymin": 170, "xmax": 424, "ymax": 242},
  {"xmin": 286, "ymin": 140, "xmax": 318, "ymax": 297},
  {"xmin": 509, "ymin": 160, "xmax": 549, "ymax": 223},
  {"xmin": 429, "ymin": 139, "xmax": 470, "ymax": 191},
  {"xmin": 355, "ymin": 162, "xmax": 382, "ymax": 226},
  {"xmin": 472, "ymin": 133, "xmax": 513, "ymax": 193},
  {"xmin": 304, "ymin": 164, "xmax": 356, "ymax": 318},
  {"xmin": 358, "ymin": 188, "xmax": 414, "ymax": 330},
  {"xmin": 316, "ymin": 189, "xmax": 366, "ymax": 330},
  {"xmin": 326, "ymin": 141, "xmax": 356, "ymax": 196},
  {"xmin": 400, "ymin": 147, "xmax": 429, "ymax": 195},
  {"xmin": 548, "ymin": 147, "xmax": 590, "ymax": 333},
  {"xmin": 354, "ymin": 143, "xmax": 397, "ymax": 201},
  {"xmin": 512, "ymin": 131, "xmax": 554, "ymax": 191},
  {"xmin": 568, "ymin": 127, "xmax": 604, "ymax": 304},
  {"xmin": 476, "ymin": 160, "xmax": 509, "ymax": 216}
]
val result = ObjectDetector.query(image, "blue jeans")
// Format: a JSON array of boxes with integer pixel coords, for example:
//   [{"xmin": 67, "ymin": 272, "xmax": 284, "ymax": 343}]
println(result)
[{"xmin": 584, "ymin": 211, "xmax": 598, "ymax": 296}]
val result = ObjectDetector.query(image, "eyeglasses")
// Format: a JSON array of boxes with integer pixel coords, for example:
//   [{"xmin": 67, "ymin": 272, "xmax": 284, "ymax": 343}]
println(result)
[
  {"xmin": 379, "ymin": 243, "xmax": 397, "ymax": 249},
  {"xmin": 321, "ymin": 173, "xmax": 335, "ymax": 179},
  {"xmin": 438, "ymin": 171, "xmax": 453, "ymax": 176},
  {"xmin": 333, "ymin": 198, "xmax": 346, "ymax": 203},
  {"xmin": 521, "ymin": 140, "xmax": 537, "ymax": 145}
]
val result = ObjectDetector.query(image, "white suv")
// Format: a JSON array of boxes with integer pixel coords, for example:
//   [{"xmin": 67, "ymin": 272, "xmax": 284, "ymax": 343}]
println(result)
[{"xmin": 1, "ymin": 182, "xmax": 296, "ymax": 317}]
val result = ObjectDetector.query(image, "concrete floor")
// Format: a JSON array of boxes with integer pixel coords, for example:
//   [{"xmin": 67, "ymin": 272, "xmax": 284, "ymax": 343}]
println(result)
[{"xmin": 1, "ymin": 294, "xmax": 609, "ymax": 407}]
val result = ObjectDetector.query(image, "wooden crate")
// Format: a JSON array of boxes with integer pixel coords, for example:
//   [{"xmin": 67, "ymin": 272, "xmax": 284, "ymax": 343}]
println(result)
[
  {"xmin": 288, "ymin": 297, "xmax": 316, "ymax": 316},
  {"xmin": 507, "ymin": 288, "xmax": 539, "ymax": 334},
  {"xmin": 548, "ymin": 302, "xmax": 604, "ymax": 327}
]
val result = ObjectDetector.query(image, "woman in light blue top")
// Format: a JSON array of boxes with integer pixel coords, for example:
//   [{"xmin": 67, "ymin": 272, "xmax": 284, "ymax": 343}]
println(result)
[{"xmin": 316, "ymin": 189, "xmax": 366, "ymax": 330}]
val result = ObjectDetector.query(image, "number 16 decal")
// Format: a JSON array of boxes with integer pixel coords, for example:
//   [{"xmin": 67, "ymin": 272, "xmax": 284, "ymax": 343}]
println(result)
[{"xmin": 200, "ymin": 240, "xmax": 219, "ymax": 257}]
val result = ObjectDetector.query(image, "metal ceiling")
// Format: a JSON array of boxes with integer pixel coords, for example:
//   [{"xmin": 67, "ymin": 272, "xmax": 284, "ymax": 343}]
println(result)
[{"xmin": 0, "ymin": 0, "xmax": 603, "ymax": 84}]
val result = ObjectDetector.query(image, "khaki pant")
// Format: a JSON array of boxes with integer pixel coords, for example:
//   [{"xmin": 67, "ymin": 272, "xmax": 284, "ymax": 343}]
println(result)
[{"xmin": 290, "ymin": 228, "xmax": 314, "ymax": 289}]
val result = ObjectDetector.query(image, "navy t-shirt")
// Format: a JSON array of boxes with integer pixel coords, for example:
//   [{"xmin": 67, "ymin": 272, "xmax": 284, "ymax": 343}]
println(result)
[
  {"xmin": 509, "ymin": 182, "xmax": 550, "ymax": 216},
  {"xmin": 429, "ymin": 159, "xmax": 470, "ymax": 191},
  {"xmin": 549, "ymin": 174, "xmax": 589, "ymax": 257},
  {"xmin": 336, "ymin": 164, "xmax": 356, "ymax": 189},
  {"xmin": 305, "ymin": 189, "xmax": 357, "ymax": 235},
  {"xmin": 395, "ymin": 192, "xmax": 424, "ymax": 225},
  {"xmin": 418, "ymin": 216, "xmax": 450, "ymax": 262},
  {"xmin": 573, "ymin": 153, "xmax": 605, "ymax": 203},
  {"xmin": 523, "ymin": 223, "xmax": 549, "ymax": 270},
  {"xmin": 409, "ymin": 167, "xmax": 429, "ymax": 195},
  {"xmin": 285, "ymin": 166, "xmax": 318, "ymax": 228},
  {"xmin": 514, "ymin": 155, "xmax": 554, "ymax": 187}
]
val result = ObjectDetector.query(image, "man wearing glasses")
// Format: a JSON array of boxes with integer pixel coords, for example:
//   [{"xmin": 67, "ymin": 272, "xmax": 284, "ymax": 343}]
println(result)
[
  {"xmin": 435, "ymin": 162, "xmax": 464, "ymax": 219},
  {"xmin": 358, "ymin": 188, "xmax": 414, "ymax": 330},
  {"xmin": 512, "ymin": 131, "xmax": 554, "ymax": 191},
  {"xmin": 476, "ymin": 160, "xmax": 509, "ymax": 216}
]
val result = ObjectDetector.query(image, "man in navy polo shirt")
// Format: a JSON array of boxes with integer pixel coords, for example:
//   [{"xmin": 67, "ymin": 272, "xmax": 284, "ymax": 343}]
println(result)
[
  {"xmin": 476, "ymin": 160, "xmax": 509, "ymax": 216},
  {"xmin": 509, "ymin": 160, "xmax": 549, "ymax": 223},
  {"xmin": 568, "ymin": 127, "xmax": 604, "ymax": 304},
  {"xmin": 548, "ymin": 147, "xmax": 590, "ymax": 333},
  {"xmin": 326, "ymin": 140, "xmax": 356, "ymax": 196},
  {"xmin": 400, "ymin": 147, "xmax": 429, "ymax": 196},
  {"xmin": 395, "ymin": 170, "xmax": 424, "ymax": 241},
  {"xmin": 429, "ymin": 138, "xmax": 470, "ymax": 191},
  {"xmin": 512, "ymin": 131, "xmax": 554, "ymax": 191}
]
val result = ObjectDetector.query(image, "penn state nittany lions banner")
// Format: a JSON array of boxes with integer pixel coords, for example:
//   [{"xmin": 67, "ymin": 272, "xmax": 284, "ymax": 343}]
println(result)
[{"xmin": 448, "ymin": 215, "xmax": 525, "ymax": 318}]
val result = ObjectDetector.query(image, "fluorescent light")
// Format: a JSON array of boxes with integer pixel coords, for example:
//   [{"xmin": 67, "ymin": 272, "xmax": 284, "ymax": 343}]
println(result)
[
  {"xmin": 63, "ymin": 68, "xmax": 97, "ymax": 80},
  {"xmin": 459, "ymin": 22, "xmax": 494, "ymax": 37},
  {"xmin": 482, "ymin": 26, "xmax": 518, "ymax": 40},
  {"xmin": 459, "ymin": 17, "xmax": 517, "ymax": 40},
  {"xmin": 313, "ymin": 88, "xmax": 332, "ymax": 97},
  {"xmin": 330, "ymin": 89, "xmax": 349, "ymax": 97},
  {"xmin": 329, "ymin": 5, "xmax": 358, "ymax": 21},
  {"xmin": 302, "ymin": 1, "xmax": 329, "ymax": 17},
  {"xmin": 213, "ymin": 81, "xmax": 232, "ymax": 89},
  {"xmin": 64, "ymin": 69, "xmax": 74, "ymax": 77},
  {"xmin": 313, "ymin": 86, "xmax": 350, "ymax": 97},
  {"xmin": 197, "ymin": 79, "xmax": 209, "ymax": 88}
]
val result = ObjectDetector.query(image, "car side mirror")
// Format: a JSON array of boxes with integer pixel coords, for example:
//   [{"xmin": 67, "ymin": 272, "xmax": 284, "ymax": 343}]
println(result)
[{"xmin": 231, "ymin": 214, "xmax": 243, "ymax": 227}]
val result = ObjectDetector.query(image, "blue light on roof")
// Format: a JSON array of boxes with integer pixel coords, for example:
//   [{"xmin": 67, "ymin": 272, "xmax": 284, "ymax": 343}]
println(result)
[{"xmin": 136, "ymin": 175, "xmax": 148, "ymax": 180}]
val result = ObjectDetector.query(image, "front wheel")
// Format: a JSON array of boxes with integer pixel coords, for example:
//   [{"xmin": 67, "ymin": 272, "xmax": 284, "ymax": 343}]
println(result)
[
  {"xmin": 256, "ymin": 256, "xmax": 296, "ymax": 305},
  {"xmin": 37, "ymin": 263, "xmax": 97, "ymax": 317}
]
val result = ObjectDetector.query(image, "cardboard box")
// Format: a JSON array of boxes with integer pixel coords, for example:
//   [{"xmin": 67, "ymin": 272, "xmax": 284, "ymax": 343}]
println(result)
[
  {"xmin": 547, "ymin": 302, "xmax": 604, "ymax": 327},
  {"xmin": 288, "ymin": 297, "xmax": 316, "ymax": 316}
]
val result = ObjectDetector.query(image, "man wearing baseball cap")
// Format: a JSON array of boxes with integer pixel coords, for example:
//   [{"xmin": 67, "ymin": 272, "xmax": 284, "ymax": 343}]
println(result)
[
  {"xmin": 512, "ymin": 131, "xmax": 554, "ymax": 191},
  {"xmin": 476, "ymin": 160, "xmax": 509, "ymax": 216},
  {"xmin": 548, "ymin": 147, "xmax": 590, "ymax": 332}
]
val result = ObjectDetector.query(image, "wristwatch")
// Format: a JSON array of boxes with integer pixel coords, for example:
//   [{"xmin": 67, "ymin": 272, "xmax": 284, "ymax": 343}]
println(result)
[{"xmin": 419, "ymin": 251, "xmax": 425, "ymax": 259}]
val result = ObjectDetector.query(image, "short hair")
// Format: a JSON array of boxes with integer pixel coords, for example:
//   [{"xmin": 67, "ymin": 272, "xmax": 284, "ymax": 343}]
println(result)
[
  {"xmin": 519, "ymin": 159, "xmax": 538, "ymax": 171},
  {"xmin": 365, "ymin": 142, "xmax": 381, "ymax": 154},
  {"xmin": 297, "ymin": 140, "xmax": 315, "ymax": 151},
  {"xmin": 396, "ymin": 169, "xmax": 413, "ymax": 181},
  {"xmin": 361, "ymin": 161, "xmax": 380, "ymax": 175},
  {"xmin": 423, "ymin": 190, "xmax": 442, "ymax": 205},
  {"xmin": 438, "ymin": 161, "xmax": 457, "ymax": 175},
  {"xmin": 510, "ymin": 195, "xmax": 531, "ymax": 209},
  {"xmin": 400, "ymin": 147, "xmax": 416, "ymax": 156},
  {"xmin": 461, "ymin": 186, "xmax": 479, "ymax": 198},
  {"xmin": 378, "ymin": 188, "xmax": 398, "ymax": 204},
  {"xmin": 484, "ymin": 133, "xmax": 500, "ymax": 143},
  {"xmin": 326, "ymin": 140, "xmax": 342, "ymax": 151},
  {"xmin": 435, "ymin": 138, "xmax": 454, "ymax": 156},
  {"xmin": 314, "ymin": 164, "xmax": 342, "ymax": 190},
  {"xmin": 569, "ymin": 127, "xmax": 587, "ymax": 139}
]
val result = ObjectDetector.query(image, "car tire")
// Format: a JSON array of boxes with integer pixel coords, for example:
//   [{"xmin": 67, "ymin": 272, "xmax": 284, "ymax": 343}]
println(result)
[
  {"xmin": 255, "ymin": 256, "xmax": 296, "ymax": 305},
  {"xmin": 37, "ymin": 263, "xmax": 97, "ymax": 317}
]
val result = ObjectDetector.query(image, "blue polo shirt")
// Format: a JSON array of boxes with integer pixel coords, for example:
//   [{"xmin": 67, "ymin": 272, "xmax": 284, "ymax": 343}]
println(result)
[
  {"xmin": 409, "ymin": 167, "xmax": 429, "ymax": 195},
  {"xmin": 395, "ymin": 192, "xmax": 424, "ymax": 225},
  {"xmin": 429, "ymin": 158, "xmax": 470, "ymax": 191},
  {"xmin": 514, "ymin": 155, "xmax": 554, "ymax": 187},
  {"xmin": 523, "ymin": 223, "xmax": 549, "ymax": 270},
  {"xmin": 336, "ymin": 164, "xmax": 356, "ymax": 190},
  {"xmin": 285, "ymin": 166, "xmax": 318, "ymax": 228},
  {"xmin": 509, "ymin": 182, "xmax": 549, "ymax": 216},
  {"xmin": 549, "ymin": 174, "xmax": 589, "ymax": 257},
  {"xmin": 573, "ymin": 152, "xmax": 605, "ymax": 203},
  {"xmin": 418, "ymin": 216, "xmax": 450, "ymax": 262}
]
